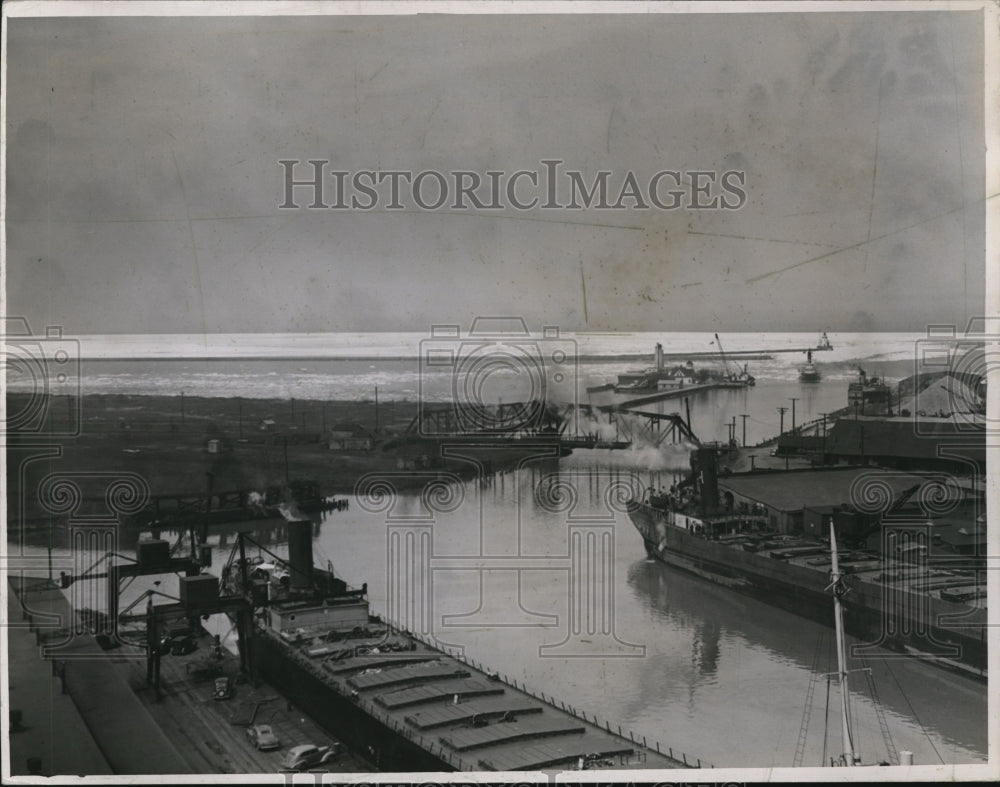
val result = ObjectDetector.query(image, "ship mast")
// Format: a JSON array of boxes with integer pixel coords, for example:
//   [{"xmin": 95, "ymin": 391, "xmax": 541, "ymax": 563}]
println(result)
[{"xmin": 829, "ymin": 522, "xmax": 856, "ymax": 766}]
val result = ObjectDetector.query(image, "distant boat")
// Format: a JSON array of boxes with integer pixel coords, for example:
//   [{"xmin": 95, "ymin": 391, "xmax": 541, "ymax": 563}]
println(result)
[{"xmin": 799, "ymin": 350, "xmax": 821, "ymax": 382}]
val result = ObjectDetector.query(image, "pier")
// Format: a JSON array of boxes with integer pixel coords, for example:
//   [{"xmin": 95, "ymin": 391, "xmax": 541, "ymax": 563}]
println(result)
[{"xmin": 617, "ymin": 383, "xmax": 718, "ymax": 409}]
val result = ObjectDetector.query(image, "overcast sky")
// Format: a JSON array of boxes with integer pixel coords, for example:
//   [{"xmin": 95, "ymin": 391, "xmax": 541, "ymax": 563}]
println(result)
[{"xmin": 3, "ymin": 8, "xmax": 986, "ymax": 334}]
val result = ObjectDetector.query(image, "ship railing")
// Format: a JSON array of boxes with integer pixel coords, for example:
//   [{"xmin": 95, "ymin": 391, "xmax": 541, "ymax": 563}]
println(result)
[{"xmin": 398, "ymin": 625, "xmax": 712, "ymax": 769}]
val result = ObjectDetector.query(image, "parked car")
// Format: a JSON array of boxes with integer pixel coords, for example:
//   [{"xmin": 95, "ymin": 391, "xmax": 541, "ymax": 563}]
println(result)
[
  {"xmin": 280, "ymin": 743, "xmax": 339, "ymax": 771},
  {"xmin": 246, "ymin": 724, "xmax": 280, "ymax": 751},
  {"xmin": 212, "ymin": 676, "xmax": 233, "ymax": 700},
  {"xmin": 169, "ymin": 634, "xmax": 197, "ymax": 656}
]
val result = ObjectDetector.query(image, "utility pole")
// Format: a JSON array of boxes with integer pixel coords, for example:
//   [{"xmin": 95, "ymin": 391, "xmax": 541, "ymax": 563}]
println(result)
[
  {"xmin": 789, "ymin": 397, "xmax": 799, "ymax": 432},
  {"xmin": 238, "ymin": 399, "xmax": 243, "ymax": 439},
  {"xmin": 819, "ymin": 411, "xmax": 829, "ymax": 463},
  {"xmin": 777, "ymin": 406, "xmax": 787, "ymax": 435},
  {"xmin": 740, "ymin": 413, "xmax": 749, "ymax": 447}
]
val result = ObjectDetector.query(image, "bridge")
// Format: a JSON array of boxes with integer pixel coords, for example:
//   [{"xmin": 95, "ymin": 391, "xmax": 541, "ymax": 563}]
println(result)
[
  {"xmin": 405, "ymin": 400, "xmax": 567, "ymax": 438},
  {"xmin": 405, "ymin": 400, "xmax": 698, "ymax": 448},
  {"xmin": 569, "ymin": 404, "xmax": 699, "ymax": 448}
]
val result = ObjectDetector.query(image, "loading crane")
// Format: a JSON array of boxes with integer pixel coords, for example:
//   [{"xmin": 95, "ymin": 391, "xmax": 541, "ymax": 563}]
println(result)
[
  {"xmin": 55, "ymin": 526, "xmax": 255, "ymax": 697},
  {"xmin": 714, "ymin": 333, "xmax": 731, "ymax": 375},
  {"xmin": 714, "ymin": 333, "xmax": 755, "ymax": 386}
]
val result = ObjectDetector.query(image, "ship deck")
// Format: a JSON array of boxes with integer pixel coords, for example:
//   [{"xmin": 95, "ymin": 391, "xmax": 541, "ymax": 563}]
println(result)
[
  {"xmin": 638, "ymin": 502, "xmax": 987, "ymax": 610},
  {"xmin": 734, "ymin": 534, "xmax": 985, "ymax": 609},
  {"xmin": 264, "ymin": 624, "xmax": 703, "ymax": 772}
]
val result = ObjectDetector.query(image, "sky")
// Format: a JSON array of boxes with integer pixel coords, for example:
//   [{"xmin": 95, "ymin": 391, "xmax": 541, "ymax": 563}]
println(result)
[{"xmin": 2, "ymin": 6, "xmax": 988, "ymax": 335}]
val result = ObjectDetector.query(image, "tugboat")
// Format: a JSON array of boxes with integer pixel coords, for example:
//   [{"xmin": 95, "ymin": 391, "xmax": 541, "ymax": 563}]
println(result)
[
  {"xmin": 799, "ymin": 350, "xmax": 821, "ymax": 382},
  {"xmin": 724, "ymin": 362, "xmax": 756, "ymax": 387}
]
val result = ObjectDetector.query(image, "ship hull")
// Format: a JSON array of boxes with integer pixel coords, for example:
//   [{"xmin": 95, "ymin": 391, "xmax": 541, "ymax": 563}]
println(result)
[
  {"xmin": 252, "ymin": 632, "xmax": 453, "ymax": 771},
  {"xmin": 628, "ymin": 502, "xmax": 987, "ymax": 678},
  {"xmin": 250, "ymin": 619, "xmax": 686, "ymax": 771}
]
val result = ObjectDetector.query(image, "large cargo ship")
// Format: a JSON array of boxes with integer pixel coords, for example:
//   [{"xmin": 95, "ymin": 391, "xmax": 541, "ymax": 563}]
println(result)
[
  {"xmin": 223, "ymin": 521, "xmax": 700, "ymax": 773},
  {"xmin": 627, "ymin": 448, "xmax": 987, "ymax": 679}
]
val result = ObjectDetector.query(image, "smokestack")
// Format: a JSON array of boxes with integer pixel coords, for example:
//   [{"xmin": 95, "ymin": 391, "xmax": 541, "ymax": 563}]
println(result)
[
  {"xmin": 287, "ymin": 519, "xmax": 314, "ymax": 591},
  {"xmin": 695, "ymin": 447, "xmax": 719, "ymax": 516},
  {"xmin": 655, "ymin": 343, "xmax": 664, "ymax": 371}
]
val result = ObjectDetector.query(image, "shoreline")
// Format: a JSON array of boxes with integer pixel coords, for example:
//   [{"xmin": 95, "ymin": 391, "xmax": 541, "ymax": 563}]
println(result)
[{"xmin": 6, "ymin": 392, "xmax": 564, "ymax": 526}]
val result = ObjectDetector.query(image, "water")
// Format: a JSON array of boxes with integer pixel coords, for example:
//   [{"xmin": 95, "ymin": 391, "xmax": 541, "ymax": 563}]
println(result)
[
  {"xmin": 12, "ymin": 331, "xmax": 924, "ymax": 450},
  {"xmin": 7, "ymin": 330, "xmax": 988, "ymax": 768},
  {"xmin": 28, "ymin": 468, "xmax": 987, "ymax": 767},
  {"xmin": 304, "ymin": 465, "xmax": 987, "ymax": 769},
  {"xmin": 26, "ymin": 461, "xmax": 987, "ymax": 769},
  {"xmin": 10, "ymin": 331, "xmax": 923, "ymax": 407},
  {"xmin": 33, "ymin": 465, "xmax": 985, "ymax": 769}
]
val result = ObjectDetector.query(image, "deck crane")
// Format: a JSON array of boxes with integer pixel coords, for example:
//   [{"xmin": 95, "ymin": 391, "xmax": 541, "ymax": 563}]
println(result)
[{"xmin": 714, "ymin": 333, "xmax": 755, "ymax": 386}]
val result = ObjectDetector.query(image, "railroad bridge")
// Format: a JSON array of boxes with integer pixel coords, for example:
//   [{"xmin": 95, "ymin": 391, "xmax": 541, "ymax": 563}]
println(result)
[{"xmin": 405, "ymin": 400, "xmax": 698, "ymax": 448}]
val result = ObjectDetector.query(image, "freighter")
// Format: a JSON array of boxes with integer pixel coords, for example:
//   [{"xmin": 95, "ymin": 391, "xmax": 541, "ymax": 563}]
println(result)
[
  {"xmin": 219, "ymin": 520, "xmax": 701, "ymax": 773},
  {"xmin": 627, "ymin": 447, "xmax": 987, "ymax": 679}
]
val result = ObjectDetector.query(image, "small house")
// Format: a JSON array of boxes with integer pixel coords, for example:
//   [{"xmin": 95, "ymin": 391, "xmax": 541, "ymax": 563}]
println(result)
[{"xmin": 328, "ymin": 422, "xmax": 375, "ymax": 452}]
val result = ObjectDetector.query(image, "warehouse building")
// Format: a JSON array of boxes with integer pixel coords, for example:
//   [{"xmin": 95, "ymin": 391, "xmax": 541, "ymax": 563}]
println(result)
[{"xmin": 718, "ymin": 467, "xmax": 941, "ymax": 534}]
